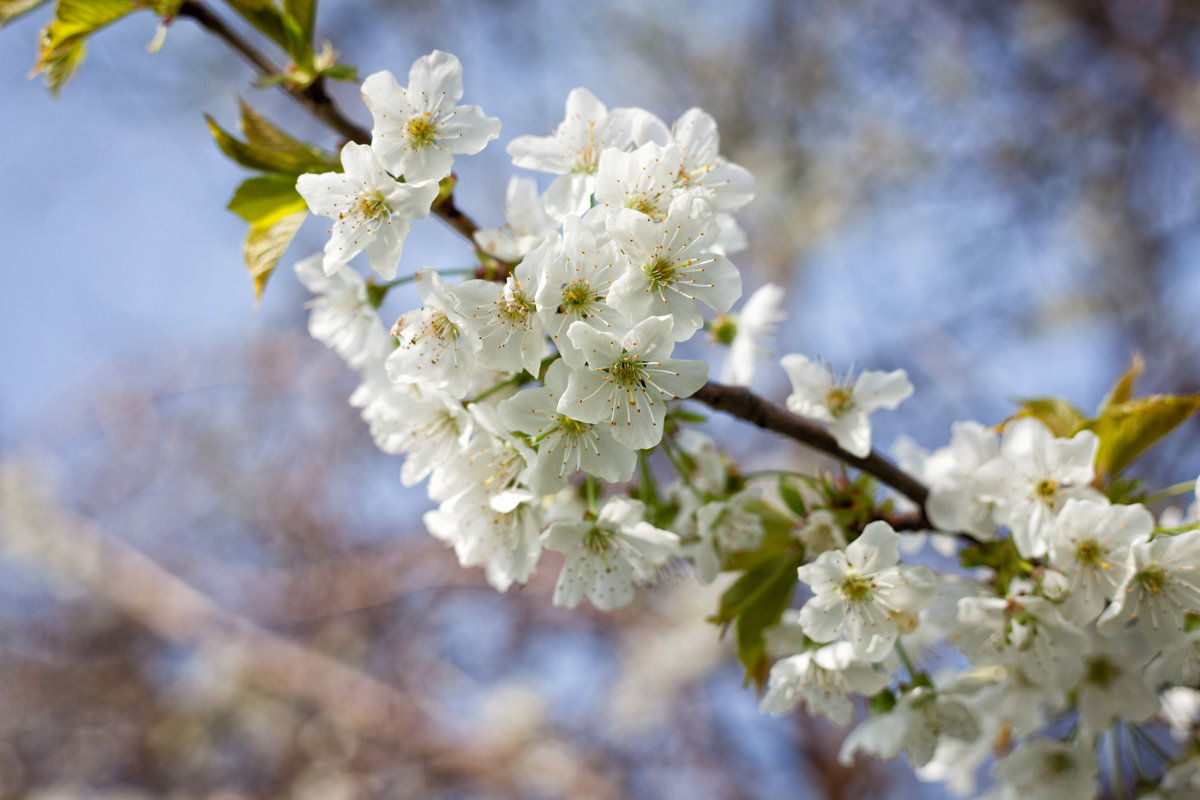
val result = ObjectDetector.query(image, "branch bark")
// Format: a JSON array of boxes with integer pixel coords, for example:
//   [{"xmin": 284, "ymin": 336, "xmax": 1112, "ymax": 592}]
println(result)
[{"xmin": 693, "ymin": 381, "xmax": 931, "ymax": 520}]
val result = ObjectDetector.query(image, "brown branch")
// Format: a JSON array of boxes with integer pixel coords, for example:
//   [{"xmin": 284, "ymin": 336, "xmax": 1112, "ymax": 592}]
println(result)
[
  {"xmin": 176, "ymin": 0, "xmax": 486, "ymax": 242},
  {"xmin": 692, "ymin": 381, "xmax": 931, "ymax": 522}
]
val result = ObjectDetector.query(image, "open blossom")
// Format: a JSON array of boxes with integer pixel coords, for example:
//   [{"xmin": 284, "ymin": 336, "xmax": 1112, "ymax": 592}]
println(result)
[
  {"xmin": 761, "ymin": 641, "xmax": 889, "ymax": 725},
  {"xmin": 838, "ymin": 687, "xmax": 979, "ymax": 768},
  {"xmin": 454, "ymin": 233, "xmax": 555, "ymax": 376},
  {"xmin": 990, "ymin": 739, "xmax": 1099, "ymax": 800},
  {"xmin": 542, "ymin": 497, "xmax": 679, "ymax": 610},
  {"xmin": 715, "ymin": 283, "xmax": 787, "ymax": 387},
  {"xmin": 362, "ymin": 50, "xmax": 500, "ymax": 181},
  {"xmin": 780, "ymin": 354, "xmax": 914, "ymax": 458},
  {"xmin": 688, "ymin": 490, "xmax": 765, "ymax": 583},
  {"xmin": 1046, "ymin": 499, "xmax": 1152, "ymax": 625},
  {"xmin": 593, "ymin": 141, "xmax": 688, "ymax": 222},
  {"xmin": 425, "ymin": 488, "xmax": 543, "ymax": 592},
  {"xmin": 507, "ymin": 87, "xmax": 660, "ymax": 219},
  {"xmin": 472, "ymin": 176, "xmax": 557, "ymax": 261},
  {"xmin": 296, "ymin": 142, "xmax": 438, "ymax": 278},
  {"xmin": 795, "ymin": 521, "xmax": 936, "ymax": 662},
  {"xmin": 496, "ymin": 359, "xmax": 636, "ymax": 494},
  {"xmin": 661, "ymin": 107, "xmax": 755, "ymax": 212},
  {"xmin": 293, "ymin": 254, "xmax": 390, "ymax": 369},
  {"xmin": 386, "ymin": 267, "xmax": 477, "ymax": 397},
  {"xmin": 923, "ymin": 420, "xmax": 1001, "ymax": 539},
  {"xmin": 954, "ymin": 594, "xmax": 1091, "ymax": 690},
  {"xmin": 970, "ymin": 417, "xmax": 1101, "ymax": 559},
  {"xmin": 557, "ymin": 316, "xmax": 708, "ymax": 450},
  {"xmin": 534, "ymin": 216, "xmax": 630, "ymax": 367},
  {"xmin": 606, "ymin": 193, "xmax": 742, "ymax": 341},
  {"xmin": 1097, "ymin": 529, "xmax": 1200, "ymax": 646}
]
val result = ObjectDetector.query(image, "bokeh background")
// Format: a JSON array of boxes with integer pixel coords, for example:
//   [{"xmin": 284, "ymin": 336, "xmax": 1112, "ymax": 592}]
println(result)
[{"xmin": 2, "ymin": 0, "xmax": 1200, "ymax": 798}]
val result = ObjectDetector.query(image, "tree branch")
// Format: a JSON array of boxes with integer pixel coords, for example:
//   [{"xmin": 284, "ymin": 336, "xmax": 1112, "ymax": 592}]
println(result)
[
  {"xmin": 176, "ymin": 0, "xmax": 486, "ymax": 243},
  {"xmin": 692, "ymin": 381, "xmax": 931, "ymax": 521}
]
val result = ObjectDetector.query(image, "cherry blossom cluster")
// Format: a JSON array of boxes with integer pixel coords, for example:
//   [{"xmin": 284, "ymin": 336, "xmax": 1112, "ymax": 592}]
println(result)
[{"xmin": 291, "ymin": 51, "xmax": 1200, "ymax": 800}]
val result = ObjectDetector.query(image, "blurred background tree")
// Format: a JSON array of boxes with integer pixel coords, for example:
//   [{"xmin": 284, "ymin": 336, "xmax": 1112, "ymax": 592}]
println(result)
[{"xmin": 2, "ymin": 0, "xmax": 1199, "ymax": 797}]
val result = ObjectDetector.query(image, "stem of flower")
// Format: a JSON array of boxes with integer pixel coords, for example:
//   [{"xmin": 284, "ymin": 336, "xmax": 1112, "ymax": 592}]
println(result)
[
  {"xmin": 467, "ymin": 374, "xmax": 526, "ymax": 404},
  {"xmin": 1144, "ymin": 480, "xmax": 1199, "ymax": 506},
  {"xmin": 660, "ymin": 436, "xmax": 705, "ymax": 500}
]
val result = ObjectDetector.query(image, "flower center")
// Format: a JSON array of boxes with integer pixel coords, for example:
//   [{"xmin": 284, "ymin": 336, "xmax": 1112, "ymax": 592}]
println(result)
[
  {"xmin": 1136, "ymin": 565, "xmax": 1167, "ymax": 596},
  {"xmin": 1084, "ymin": 655, "xmax": 1119, "ymax": 687},
  {"xmin": 584, "ymin": 526, "xmax": 612, "ymax": 554},
  {"xmin": 610, "ymin": 355, "xmax": 645, "ymax": 387},
  {"xmin": 407, "ymin": 115, "xmax": 439, "ymax": 148},
  {"xmin": 826, "ymin": 386, "xmax": 854, "ymax": 417},
  {"xmin": 838, "ymin": 572, "xmax": 874, "ymax": 603},
  {"xmin": 1034, "ymin": 478, "xmax": 1059, "ymax": 504},
  {"xmin": 644, "ymin": 255, "xmax": 676, "ymax": 289},
  {"xmin": 499, "ymin": 281, "xmax": 534, "ymax": 323},
  {"xmin": 627, "ymin": 197, "xmax": 658, "ymax": 217},
  {"xmin": 1074, "ymin": 538, "xmax": 1106, "ymax": 568},
  {"xmin": 559, "ymin": 416, "xmax": 590, "ymax": 436},
  {"xmin": 355, "ymin": 191, "xmax": 390, "ymax": 223},
  {"xmin": 1044, "ymin": 752, "xmax": 1075, "ymax": 776},
  {"xmin": 559, "ymin": 280, "xmax": 598, "ymax": 315},
  {"xmin": 430, "ymin": 311, "xmax": 459, "ymax": 341}
]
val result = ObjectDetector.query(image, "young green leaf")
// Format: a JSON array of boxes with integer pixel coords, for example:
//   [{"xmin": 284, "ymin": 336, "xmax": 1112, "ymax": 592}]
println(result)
[
  {"xmin": 206, "ymin": 114, "xmax": 336, "ymax": 174},
  {"xmin": 1098, "ymin": 351, "xmax": 1144, "ymax": 414},
  {"xmin": 227, "ymin": 174, "xmax": 305, "ymax": 226},
  {"xmin": 727, "ymin": 556, "xmax": 802, "ymax": 691},
  {"xmin": 1084, "ymin": 393, "xmax": 1200, "ymax": 479},
  {"xmin": 237, "ymin": 99, "xmax": 338, "ymax": 170},
  {"xmin": 778, "ymin": 476, "xmax": 806, "ymax": 518},
  {"xmin": 1009, "ymin": 397, "xmax": 1086, "ymax": 438},
  {"xmin": 244, "ymin": 208, "xmax": 307, "ymax": 305},
  {"xmin": 33, "ymin": 0, "xmax": 137, "ymax": 94}
]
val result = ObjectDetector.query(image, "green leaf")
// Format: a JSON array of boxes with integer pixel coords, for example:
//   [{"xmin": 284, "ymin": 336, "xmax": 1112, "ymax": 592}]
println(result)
[
  {"xmin": 222, "ymin": 0, "xmax": 311, "ymax": 68},
  {"xmin": 318, "ymin": 61, "xmax": 357, "ymax": 82},
  {"xmin": 206, "ymin": 114, "xmax": 336, "ymax": 174},
  {"xmin": 0, "ymin": 0, "xmax": 52, "ymax": 29},
  {"xmin": 237, "ymin": 99, "xmax": 338, "ymax": 170},
  {"xmin": 1098, "ymin": 351, "xmax": 1144, "ymax": 414},
  {"xmin": 728, "ymin": 556, "xmax": 802, "ymax": 691},
  {"xmin": 1083, "ymin": 394, "xmax": 1200, "ymax": 479},
  {"xmin": 778, "ymin": 477, "xmax": 807, "ymax": 518},
  {"xmin": 227, "ymin": 174, "xmax": 305, "ymax": 225},
  {"xmin": 281, "ymin": 0, "xmax": 314, "ymax": 39},
  {"xmin": 1010, "ymin": 397, "xmax": 1086, "ymax": 438},
  {"xmin": 244, "ymin": 208, "xmax": 306, "ymax": 305},
  {"xmin": 33, "ymin": 0, "xmax": 137, "ymax": 94}
]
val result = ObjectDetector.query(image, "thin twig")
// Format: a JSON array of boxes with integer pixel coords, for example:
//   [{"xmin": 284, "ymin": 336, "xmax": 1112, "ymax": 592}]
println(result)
[
  {"xmin": 692, "ymin": 381, "xmax": 931, "ymax": 521},
  {"xmin": 176, "ymin": 0, "xmax": 487, "ymax": 244}
]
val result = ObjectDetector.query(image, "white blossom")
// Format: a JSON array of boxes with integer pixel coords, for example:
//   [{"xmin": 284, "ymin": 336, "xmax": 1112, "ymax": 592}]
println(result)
[
  {"xmin": 716, "ymin": 283, "xmax": 787, "ymax": 387},
  {"xmin": 780, "ymin": 354, "xmax": 914, "ymax": 459},
  {"xmin": 557, "ymin": 316, "xmax": 708, "ymax": 450},
  {"xmin": 688, "ymin": 490, "xmax": 765, "ymax": 583},
  {"xmin": 1046, "ymin": 499, "xmax": 1152, "ymax": 625},
  {"xmin": 425, "ymin": 488, "xmax": 543, "ymax": 592},
  {"xmin": 293, "ymin": 254, "xmax": 390, "ymax": 369},
  {"xmin": 991, "ymin": 739, "xmax": 1099, "ymax": 800},
  {"xmin": 924, "ymin": 420, "xmax": 1001, "ymax": 539},
  {"xmin": 971, "ymin": 417, "xmax": 1101, "ymax": 559},
  {"xmin": 838, "ymin": 687, "xmax": 979, "ymax": 768},
  {"xmin": 543, "ymin": 497, "xmax": 679, "ymax": 610},
  {"xmin": 496, "ymin": 359, "xmax": 636, "ymax": 494},
  {"xmin": 386, "ymin": 267, "xmax": 477, "ymax": 397},
  {"xmin": 362, "ymin": 50, "xmax": 500, "ymax": 181},
  {"xmin": 473, "ymin": 176, "xmax": 557, "ymax": 261},
  {"xmin": 606, "ymin": 193, "xmax": 742, "ymax": 342},
  {"xmin": 761, "ymin": 641, "xmax": 889, "ymax": 725},
  {"xmin": 507, "ymin": 88, "xmax": 660, "ymax": 219},
  {"xmin": 295, "ymin": 142, "xmax": 438, "ymax": 278},
  {"xmin": 1097, "ymin": 529, "xmax": 1200, "ymax": 647},
  {"xmin": 795, "ymin": 521, "xmax": 937, "ymax": 662}
]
